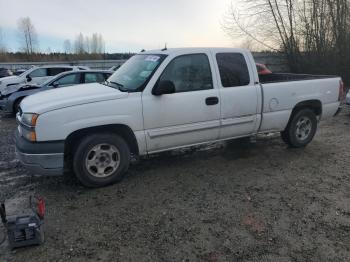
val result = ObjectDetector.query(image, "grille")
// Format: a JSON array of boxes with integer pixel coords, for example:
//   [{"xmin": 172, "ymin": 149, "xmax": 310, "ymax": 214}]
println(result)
[{"xmin": 13, "ymin": 228, "xmax": 35, "ymax": 242}]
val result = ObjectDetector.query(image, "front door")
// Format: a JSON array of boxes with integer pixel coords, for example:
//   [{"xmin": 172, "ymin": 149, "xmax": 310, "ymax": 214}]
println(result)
[{"xmin": 142, "ymin": 53, "xmax": 221, "ymax": 153}]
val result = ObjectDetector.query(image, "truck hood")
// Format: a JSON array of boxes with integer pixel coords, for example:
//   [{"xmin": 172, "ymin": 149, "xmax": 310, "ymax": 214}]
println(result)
[
  {"xmin": 0, "ymin": 76, "xmax": 24, "ymax": 91},
  {"xmin": 20, "ymin": 83, "xmax": 128, "ymax": 114}
]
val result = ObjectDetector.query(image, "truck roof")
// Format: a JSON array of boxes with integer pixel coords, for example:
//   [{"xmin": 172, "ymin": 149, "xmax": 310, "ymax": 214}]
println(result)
[{"xmin": 140, "ymin": 47, "xmax": 249, "ymax": 55}]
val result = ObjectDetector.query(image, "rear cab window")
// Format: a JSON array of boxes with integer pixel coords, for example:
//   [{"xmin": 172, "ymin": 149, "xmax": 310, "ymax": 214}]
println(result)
[{"xmin": 216, "ymin": 53, "xmax": 250, "ymax": 87}]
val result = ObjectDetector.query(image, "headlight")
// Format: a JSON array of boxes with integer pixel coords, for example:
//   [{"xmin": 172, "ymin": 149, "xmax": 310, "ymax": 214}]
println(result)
[
  {"xmin": 21, "ymin": 127, "xmax": 37, "ymax": 142},
  {"xmin": 21, "ymin": 113, "xmax": 39, "ymax": 127},
  {"xmin": 19, "ymin": 113, "xmax": 39, "ymax": 142}
]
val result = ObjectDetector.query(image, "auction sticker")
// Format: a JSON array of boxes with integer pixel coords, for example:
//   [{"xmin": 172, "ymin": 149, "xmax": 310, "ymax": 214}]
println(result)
[{"xmin": 145, "ymin": 56, "xmax": 160, "ymax": 62}]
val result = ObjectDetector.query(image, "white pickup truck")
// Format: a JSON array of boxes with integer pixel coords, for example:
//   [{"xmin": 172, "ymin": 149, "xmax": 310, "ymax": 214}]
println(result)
[{"xmin": 15, "ymin": 48, "xmax": 342, "ymax": 187}]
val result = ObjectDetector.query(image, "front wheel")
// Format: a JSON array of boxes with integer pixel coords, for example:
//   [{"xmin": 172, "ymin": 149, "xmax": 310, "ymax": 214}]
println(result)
[
  {"xmin": 73, "ymin": 133, "xmax": 130, "ymax": 187},
  {"xmin": 281, "ymin": 109, "xmax": 318, "ymax": 148}
]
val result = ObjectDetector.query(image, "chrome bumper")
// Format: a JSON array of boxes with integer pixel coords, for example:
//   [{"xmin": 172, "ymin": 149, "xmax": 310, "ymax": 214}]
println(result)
[{"xmin": 16, "ymin": 149, "xmax": 64, "ymax": 176}]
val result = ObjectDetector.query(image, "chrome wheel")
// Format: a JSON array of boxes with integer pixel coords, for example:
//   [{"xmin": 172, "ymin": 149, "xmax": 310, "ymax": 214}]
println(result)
[
  {"xmin": 295, "ymin": 116, "xmax": 312, "ymax": 141},
  {"xmin": 85, "ymin": 144, "xmax": 120, "ymax": 178}
]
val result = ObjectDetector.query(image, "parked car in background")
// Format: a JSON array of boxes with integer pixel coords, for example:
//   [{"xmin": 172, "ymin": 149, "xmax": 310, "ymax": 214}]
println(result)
[
  {"xmin": 109, "ymin": 65, "xmax": 121, "ymax": 71},
  {"xmin": 345, "ymin": 89, "xmax": 350, "ymax": 107},
  {"xmin": 15, "ymin": 48, "xmax": 342, "ymax": 187},
  {"xmin": 0, "ymin": 70, "xmax": 112, "ymax": 114},
  {"xmin": 0, "ymin": 68, "xmax": 13, "ymax": 78},
  {"xmin": 13, "ymin": 68, "xmax": 30, "ymax": 76},
  {"xmin": 256, "ymin": 63, "xmax": 272, "ymax": 75},
  {"xmin": 0, "ymin": 65, "xmax": 89, "ymax": 93}
]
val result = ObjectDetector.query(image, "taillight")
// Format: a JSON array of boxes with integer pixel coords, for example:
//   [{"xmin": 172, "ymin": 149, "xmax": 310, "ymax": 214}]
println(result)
[{"xmin": 339, "ymin": 80, "xmax": 345, "ymax": 101}]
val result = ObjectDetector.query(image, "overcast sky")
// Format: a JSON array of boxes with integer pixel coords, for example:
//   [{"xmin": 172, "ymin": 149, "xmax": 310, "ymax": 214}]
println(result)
[{"xmin": 0, "ymin": 0, "xmax": 235, "ymax": 53}]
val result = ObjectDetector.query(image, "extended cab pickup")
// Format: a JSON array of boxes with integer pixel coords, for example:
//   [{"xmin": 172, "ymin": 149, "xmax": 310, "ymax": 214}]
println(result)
[{"xmin": 15, "ymin": 48, "xmax": 342, "ymax": 187}]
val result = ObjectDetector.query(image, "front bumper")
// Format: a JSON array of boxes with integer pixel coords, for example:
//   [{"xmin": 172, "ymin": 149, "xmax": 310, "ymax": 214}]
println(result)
[
  {"xmin": 15, "ymin": 130, "xmax": 65, "ymax": 176},
  {"xmin": 16, "ymin": 150, "xmax": 64, "ymax": 176}
]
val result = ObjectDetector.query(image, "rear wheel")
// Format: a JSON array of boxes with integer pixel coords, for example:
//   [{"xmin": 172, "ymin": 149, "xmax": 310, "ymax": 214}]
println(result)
[
  {"xmin": 281, "ymin": 109, "xmax": 317, "ymax": 148},
  {"xmin": 73, "ymin": 133, "xmax": 130, "ymax": 187}
]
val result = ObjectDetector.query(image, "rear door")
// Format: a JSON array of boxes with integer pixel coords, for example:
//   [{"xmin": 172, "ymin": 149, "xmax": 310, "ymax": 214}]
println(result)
[
  {"xmin": 213, "ymin": 51, "xmax": 260, "ymax": 139},
  {"xmin": 142, "ymin": 52, "xmax": 221, "ymax": 153}
]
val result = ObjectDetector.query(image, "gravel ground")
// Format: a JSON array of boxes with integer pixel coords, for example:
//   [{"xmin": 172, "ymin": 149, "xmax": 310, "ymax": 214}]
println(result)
[{"xmin": 0, "ymin": 109, "xmax": 349, "ymax": 262}]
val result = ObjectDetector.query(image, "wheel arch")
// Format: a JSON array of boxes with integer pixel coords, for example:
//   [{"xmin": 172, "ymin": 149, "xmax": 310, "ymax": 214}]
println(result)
[
  {"xmin": 292, "ymin": 99, "xmax": 322, "ymax": 117},
  {"xmin": 285, "ymin": 99, "xmax": 322, "ymax": 129},
  {"xmin": 64, "ymin": 124, "xmax": 139, "ymax": 160}
]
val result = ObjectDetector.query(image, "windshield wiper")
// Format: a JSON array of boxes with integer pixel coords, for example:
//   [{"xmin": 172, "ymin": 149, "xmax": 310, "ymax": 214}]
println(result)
[{"xmin": 108, "ymin": 81, "xmax": 128, "ymax": 92}]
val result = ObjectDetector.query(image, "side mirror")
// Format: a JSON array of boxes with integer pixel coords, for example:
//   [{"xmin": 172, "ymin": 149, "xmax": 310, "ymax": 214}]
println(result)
[
  {"xmin": 26, "ymin": 75, "xmax": 32, "ymax": 82},
  {"xmin": 52, "ymin": 82, "xmax": 59, "ymax": 88},
  {"xmin": 152, "ymin": 80, "xmax": 175, "ymax": 96}
]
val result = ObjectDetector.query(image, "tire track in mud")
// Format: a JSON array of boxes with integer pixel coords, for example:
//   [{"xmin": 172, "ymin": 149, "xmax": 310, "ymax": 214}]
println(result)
[{"xmin": 0, "ymin": 116, "xmax": 34, "ymax": 200}]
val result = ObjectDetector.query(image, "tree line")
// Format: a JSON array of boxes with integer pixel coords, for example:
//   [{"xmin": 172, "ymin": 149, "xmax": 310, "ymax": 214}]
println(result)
[
  {"xmin": 63, "ymin": 33, "xmax": 105, "ymax": 55},
  {"xmin": 0, "ymin": 17, "xmax": 111, "ymax": 61},
  {"xmin": 224, "ymin": 0, "xmax": 350, "ymax": 84}
]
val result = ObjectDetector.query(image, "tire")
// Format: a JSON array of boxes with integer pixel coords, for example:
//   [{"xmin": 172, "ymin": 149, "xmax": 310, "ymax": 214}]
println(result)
[
  {"xmin": 281, "ymin": 109, "xmax": 317, "ymax": 148},
  {"xmin": 73, "ymin": 133, "xmax": 130, "ymax": 187}
]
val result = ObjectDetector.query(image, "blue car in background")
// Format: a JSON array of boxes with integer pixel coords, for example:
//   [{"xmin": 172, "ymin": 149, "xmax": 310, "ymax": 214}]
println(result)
[{"xmin": 0, "ymin": 70, "xmax": 112, "ymax": 115}]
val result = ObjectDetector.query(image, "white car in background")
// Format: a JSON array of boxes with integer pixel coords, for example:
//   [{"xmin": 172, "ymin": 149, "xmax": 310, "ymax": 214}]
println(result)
[
  {"xmin": 0, "ymin": 65, "xmax": 89, "ymax": 92},
  {"xmin": 345, "ymin": 89, "xmax": 350, "ymax": 107}
]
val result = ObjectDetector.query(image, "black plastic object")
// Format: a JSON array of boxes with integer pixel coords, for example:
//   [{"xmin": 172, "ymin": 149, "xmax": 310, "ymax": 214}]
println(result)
[
  {"xmin": 0, "ymin": 196, "xmax": 45, "ymax": 249},
  {"xmin": 5, "ymin": 213, "xmax": 44, "ymax": 249}
]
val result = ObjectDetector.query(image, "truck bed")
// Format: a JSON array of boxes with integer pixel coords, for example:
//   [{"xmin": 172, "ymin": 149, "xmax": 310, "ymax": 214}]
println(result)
[
  {"xmin": 259, "ymin": 73, "xmax": 336, "ymax": 84},
  {"xmin": 258, "ymin": 74, "xmax": 341, "ymax": 133}
]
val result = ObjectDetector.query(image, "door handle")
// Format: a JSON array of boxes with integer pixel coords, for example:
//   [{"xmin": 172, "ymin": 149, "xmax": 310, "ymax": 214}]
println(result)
[{"xmin": 206, "ymin": 97, "xmax": 219, "ymax": 106}]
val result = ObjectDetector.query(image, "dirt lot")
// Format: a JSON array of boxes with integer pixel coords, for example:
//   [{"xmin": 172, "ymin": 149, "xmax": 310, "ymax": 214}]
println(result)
[{"xmin": 0, "ymin": 110, "xmax": 349, "ymax": 262}]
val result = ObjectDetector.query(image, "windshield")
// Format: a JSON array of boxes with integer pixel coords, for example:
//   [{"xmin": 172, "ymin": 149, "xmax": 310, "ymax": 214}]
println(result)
[{"xmin": 106, "ymin": 54, "xmax": 166, "ymax": 92}]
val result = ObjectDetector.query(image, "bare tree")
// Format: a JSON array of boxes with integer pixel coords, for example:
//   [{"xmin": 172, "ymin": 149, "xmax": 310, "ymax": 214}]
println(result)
[
  {"xmin": 63, "ymin": 39, "xmax": 72, "ymax": 54},
  {"xmin": 89, "ymin": 33, "xmax": 105, "ymax": 54},
  {"xmin": 0, "ymin": 26, "xmax": 6, "ymax": 53},
  {"xmin": 223, "ymin": 0, "xmax": 350, "ymax": 78},
  {"xmin": 17, "ymin": 17, "xmax": 38, "ymax": 54},
  {"xmin": 97, "ymin": 34, "xmax": 105, "ymax": 54},
  {"xmin": 84, "ymin": 36, "xmax": 90, "ymax": 54},
  {"xmin": 74, "ymin": 33, "xmax": 85, "ymax": 54},
  {"xmin": 72, "ymin": 33, "xmax": 105, "ymax": 55},
  {"xmin": 90, "ymin": 33, "xmax": 99, "ymax": 54}
]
